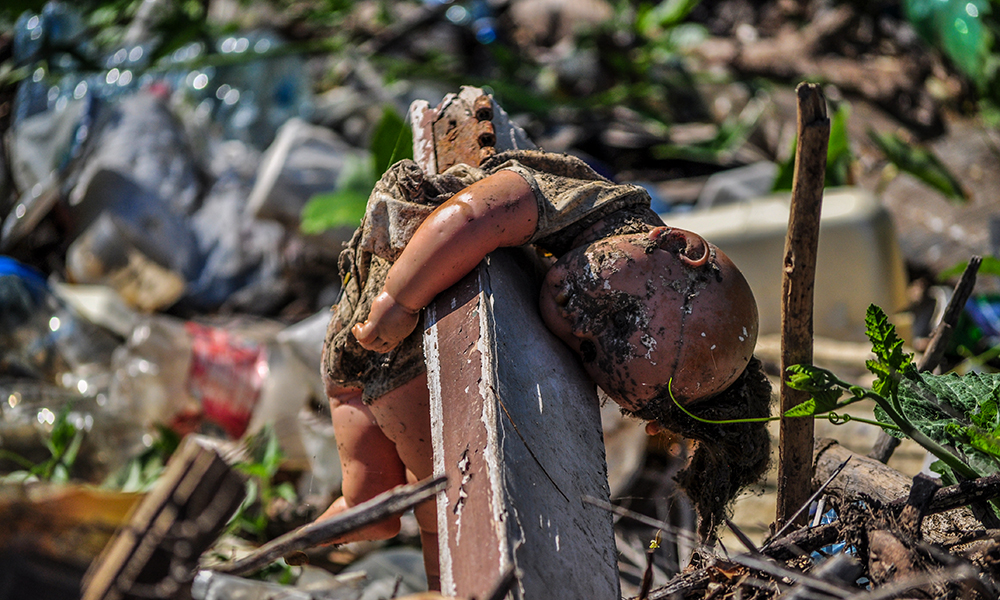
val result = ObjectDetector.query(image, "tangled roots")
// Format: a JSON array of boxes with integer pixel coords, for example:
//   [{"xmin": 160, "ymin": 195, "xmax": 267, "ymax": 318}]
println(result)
[{"xmin": 632, "ymin": 356, "xmax": 774, "ymax": 540}]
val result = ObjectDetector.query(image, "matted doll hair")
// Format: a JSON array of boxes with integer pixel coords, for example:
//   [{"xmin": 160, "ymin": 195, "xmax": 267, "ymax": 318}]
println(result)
[{"xmin": 630, "ymin": 356, "xmax": 773, "ymax": 540}]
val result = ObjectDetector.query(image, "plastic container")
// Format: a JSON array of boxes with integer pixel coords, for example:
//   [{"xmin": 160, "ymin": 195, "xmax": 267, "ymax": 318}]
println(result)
[
  {"xmin": 0, "ymin": 379, "xmax": 142, "ymax": 482},
  {"xmin": 65, "ymin": 212, "xmax": 187, "ymax": 312}
]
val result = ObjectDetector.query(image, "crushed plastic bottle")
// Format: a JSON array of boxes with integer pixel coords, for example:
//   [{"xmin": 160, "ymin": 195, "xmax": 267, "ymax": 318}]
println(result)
[
  {"xmin": 66, "ymin": 212, "xmax": 188, "ymax": 312},
  {"xmin": 0, "ymin": 256, "xmax": 120, "ymax": 395},
  {"xmin": 177, "ymin": 30, "xmax": 313, "ymax": 150},
  {"xmin": 109, "ymin": 315, "xmax": 272, "ymax": 440},
  {"xmin": 0, "ymin": 378, "xmax": 143, "ymax": 482}
]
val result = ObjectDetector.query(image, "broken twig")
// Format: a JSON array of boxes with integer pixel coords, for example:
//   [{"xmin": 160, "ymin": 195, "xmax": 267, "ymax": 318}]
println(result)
[
  {"xmin": 211, "ymin": 475, "xmax": 446, "ymax": 577},
  {"xmin": 725, "ymin": 519, "xmax": 762, "ymax": 556},
  {"xmin": 583, "ymin": 496, "xmax": 703, "ymax": 552},
  {"xmin": 765, "ymin": 456, "xmax": 849, "ymax": 550}
]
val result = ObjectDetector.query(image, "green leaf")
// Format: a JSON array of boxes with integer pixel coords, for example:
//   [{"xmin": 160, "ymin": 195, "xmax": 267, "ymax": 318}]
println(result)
[
  {"xmin": 929, "ymin": 459, "xmax": 958, "ymax": 486},
  {"xmin": 370, "ymin": 106, "xmax": 413, "ymax": 181},
  {"xmin": 967, "ymin": 427, "xmax": 1000, "ymax": 460},
  {"xmin": 867, "ymin": 128, "xmax": 969, "ymax": 203},
  {"xmin": 300, "ymin": 155, "xmax": 374, "ymax": 234},
  {"xmin": 938, "ymin": 255, "xmax": 1000, "ymax": 281},
  {"xmin": 864, "ymin": 304, "xmax": 915, "ymax": 398},
  {"xmin": 784, "ymin": 364, "xmax": 845, "ymax": 415},
  {"xmin": 888, "ymin": 370, "xmax": 1000, "ymax": 475},
  {"xmin": 637, "ymin": 0, "xmax": 704, "ymax": 35},
  {"xmin": 276, "ymin": 481, "xmax": 298, "ymax": 503},
  {"xmin": 784, "ymin": 399, "xmax": 818, "ymax": 417},
  {"xmin": 903, "ymin": 0, "xmax": 991, "ymax": 86}
]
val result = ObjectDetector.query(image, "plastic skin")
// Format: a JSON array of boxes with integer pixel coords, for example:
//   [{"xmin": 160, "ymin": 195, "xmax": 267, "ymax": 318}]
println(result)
[
  {"xmin": 323, "ymin": 169, "xmax": 757, "ymax": 590},
  {"xmin": 352, "ymin": 169, "xmax": 537, "ymax": 351},
  {"xmin": 538, "ymin": 225, "xmax": 758, "ymax": 411},
  {"xmin": 354, "ymin": 169, "xmax": 757, "ymax": 408}
]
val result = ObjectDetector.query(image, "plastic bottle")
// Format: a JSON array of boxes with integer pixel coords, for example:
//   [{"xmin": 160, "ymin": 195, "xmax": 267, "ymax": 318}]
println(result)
[
  {"xmin": 109, "ymin": 315, "xmax": 272, "ymax": 440},
  {"xmin": 0, "ymin": 256, "xmax": 119, "ymax": 395},
  {"xmin": 191, "ymin": 570, "xmax": 315, "ymax": 600}
]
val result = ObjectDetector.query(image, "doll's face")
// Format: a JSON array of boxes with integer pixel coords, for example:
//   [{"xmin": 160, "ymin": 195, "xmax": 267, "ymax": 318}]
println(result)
[{"xmin": 538, "ymin": 227, "xmax": 757, "ymax": 411}]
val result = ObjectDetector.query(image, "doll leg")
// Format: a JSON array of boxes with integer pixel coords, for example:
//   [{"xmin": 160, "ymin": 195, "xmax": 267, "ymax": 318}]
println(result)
[
  {"xmin": 318, "ymin": 386, "xmax": 408, "ymax": 543},
  {"xmin": 366, "ymin": 373, "xmax": 440, "ymax": 591}
]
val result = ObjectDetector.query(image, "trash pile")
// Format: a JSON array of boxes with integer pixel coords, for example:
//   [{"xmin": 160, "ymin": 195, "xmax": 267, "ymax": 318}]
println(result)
[
  {"xmin": 0, "ymin": 3, "xmax": 427, "ymax": 598},
  {"xmin": 4, "ymin": 0, "xmax": 1000, "ymax": 599}
]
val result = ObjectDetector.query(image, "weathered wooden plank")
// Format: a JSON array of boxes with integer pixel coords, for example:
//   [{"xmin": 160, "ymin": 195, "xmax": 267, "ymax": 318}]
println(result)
[
  {"xmin": 82, "ymin": 437, "xmax": 246, "ymax": 600},
  {"xmin": 425, "ymin": 248, "xmax": 619, "ymax": 599},
  {"xmin": 416, "ymin": 86, "xmax": 618, "ymax": 599}
]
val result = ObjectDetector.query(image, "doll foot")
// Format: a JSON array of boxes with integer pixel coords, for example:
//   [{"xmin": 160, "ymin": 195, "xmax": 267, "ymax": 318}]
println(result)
[{"xmin": 317, "ymin": 495, "xmax": 402, "ymax": 544}]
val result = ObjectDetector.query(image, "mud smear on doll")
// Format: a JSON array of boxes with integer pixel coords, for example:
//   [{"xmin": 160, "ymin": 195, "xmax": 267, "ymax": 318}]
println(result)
[
  {"xmin": 548, "ymin": 230, "xmax": 719, "ymax": 409},
  {"xmin": 543, "ymin": 228, "xmax": 773, "ymax": 539}
]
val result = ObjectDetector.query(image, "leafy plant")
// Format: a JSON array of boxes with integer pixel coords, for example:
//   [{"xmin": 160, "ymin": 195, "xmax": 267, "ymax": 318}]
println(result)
[
  {"xmin": 0, "ymin": 402, "xmax": 85, "ymax": 484},
  {"xmin": 300, "ymin": 105, "xmax": 413, "ymax": 234},
  {"xmin": 786, "ymin": 304, "xmax": 1000, "ymax": 490},
  {"xmin": 652, "ymin": 92, "xmax": 766, "ymax": 165},
  {"xmin": 227, "ymin": 425, "xmax": 298, "ymax": 543},
  {"xmin": 903, "ymin": 0, "xmax": 992, "ymax": 89},
  {"xmin": 939, "ymin": 255, "xmax": 1000, "ymax": 281},
  {"xmin": 103, "ymin": 425, "xmax": 181, "ymax": 493}
]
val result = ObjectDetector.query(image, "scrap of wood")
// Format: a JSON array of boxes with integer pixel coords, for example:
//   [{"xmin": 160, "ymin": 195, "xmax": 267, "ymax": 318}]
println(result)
[
  {"xmin": 898, "ymin": 474, "xmax": 941, "ymax": 540},
  {"xmin": 0, "ymin": 484, "xmax": 140, "ymax": 569},
  {"xmin": 210, "ymin": 475, "xmax": 446, "ymax": 577},
  {"xmin": 814, "ymin": 439, "xmax": 984, "ymax": 543},
  {"xmin": 777, "ymin": 82, "xmax": 829, "ymax": 527},
  {"xmin": 420, "ymin": 87, "xmax": 619, "ymax": 599},
  {"xmin": 890, "ymin": 472, "xmax": 1000, "ymax": 516},
  {"xmin": 82, "ymin": 436, "xmax": 247, "ymax": 600}
]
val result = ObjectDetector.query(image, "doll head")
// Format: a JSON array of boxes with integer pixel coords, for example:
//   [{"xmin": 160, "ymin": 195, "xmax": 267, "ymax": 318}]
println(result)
[
  {"xmin": 538, "ymin": 226, "xmax": 758, "ymax": 412},
  {"xmin": 539, "ymin": 225, "xmax": 771, "ymax": 538}
]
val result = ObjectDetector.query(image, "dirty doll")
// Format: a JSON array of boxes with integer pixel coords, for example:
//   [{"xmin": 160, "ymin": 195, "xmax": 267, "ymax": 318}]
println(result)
[{"xmin": 320, "ymin": 149, "xmax": 773, "ymax": 588}]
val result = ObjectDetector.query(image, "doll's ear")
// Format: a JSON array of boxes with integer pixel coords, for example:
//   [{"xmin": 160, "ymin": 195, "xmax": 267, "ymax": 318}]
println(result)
[{"xmin": 649, "ymin": 227, "xmax": 710, "ymax": 268}]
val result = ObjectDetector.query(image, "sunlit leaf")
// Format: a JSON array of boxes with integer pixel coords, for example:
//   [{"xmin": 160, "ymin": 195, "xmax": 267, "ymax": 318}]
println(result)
[
  {"xmin": 370, "ymin": 106, "xmax": 413, "ymax": 180},
  {"xmin": 637, "ymin": 0, "xmax": 704, "ymax": 35},
  {"xmin": 865, "ymin": 303, "xmax": 916, "ymax": 399},
  {"xmin": 300, "ymin": 155, "xmax": 373, "ymax": 234},
  {"xmin": 784, "ymin": 399, "xmax": 818, "ymax": 418},
  {"xmin": 868, "ymin": 128, "xmax": 969, "ymax": 203},
  {"xmin": 938, "ymin": 255, "xmax": 1000, "ymax": 281}
]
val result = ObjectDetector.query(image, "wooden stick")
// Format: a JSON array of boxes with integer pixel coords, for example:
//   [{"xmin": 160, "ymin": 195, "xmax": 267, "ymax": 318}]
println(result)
[
  {"xmin": 777, "ymin": 82, "xmax": 829, "ymax": 527},
  {"xmin": 869, "ymin": 255, "xmax": 982, "ymax": 463},
  {"xmin": 890, "ymin": 471, "xmax": 1000, "ymax": 516},
  {"xmin": 211, "ymin": 475, "xmax": 447, "ymax": 576}
]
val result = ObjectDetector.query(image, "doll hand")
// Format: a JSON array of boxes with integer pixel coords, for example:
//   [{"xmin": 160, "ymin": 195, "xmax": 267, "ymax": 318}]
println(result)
[{"xmin": 352, "ymin": 291, "xmax": 420, "ymax": 353}]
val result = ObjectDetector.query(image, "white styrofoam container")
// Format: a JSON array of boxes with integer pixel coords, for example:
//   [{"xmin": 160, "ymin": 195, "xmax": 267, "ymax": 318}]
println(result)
[{"xmin": 662, "ymin": 187, "xmax": 908, "ymax": 342}]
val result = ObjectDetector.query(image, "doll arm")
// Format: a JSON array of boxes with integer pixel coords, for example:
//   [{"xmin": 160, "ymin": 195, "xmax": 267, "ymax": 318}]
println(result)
[{"xmin": 353, "ymin": 169, "xmax": 538, "ymax": 352}]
